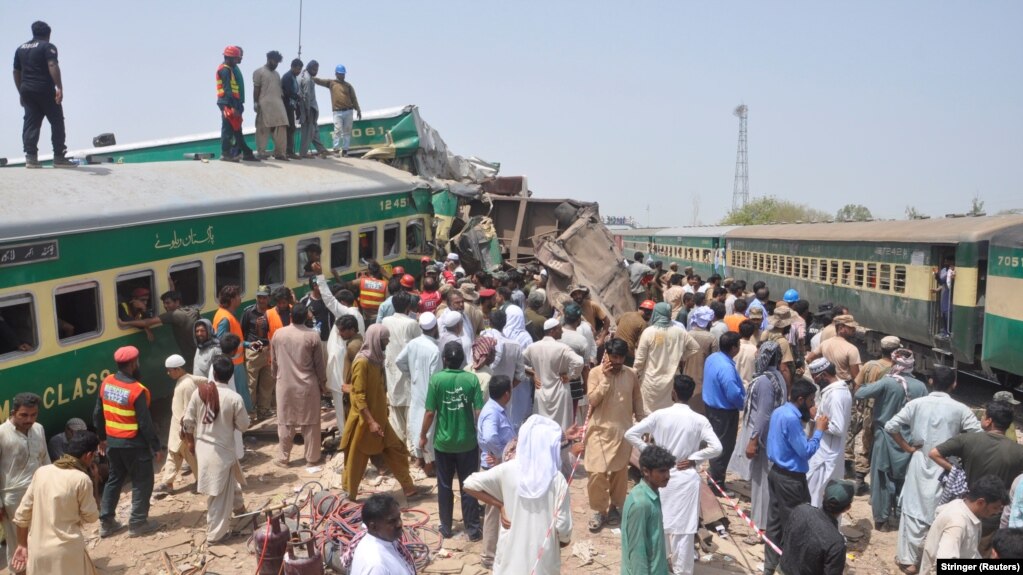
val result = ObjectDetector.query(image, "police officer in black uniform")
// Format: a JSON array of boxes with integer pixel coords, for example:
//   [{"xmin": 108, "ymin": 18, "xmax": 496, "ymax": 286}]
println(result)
[{"xmin": 12, "ymin": 21, "xmax": 75, "ymax": 168}]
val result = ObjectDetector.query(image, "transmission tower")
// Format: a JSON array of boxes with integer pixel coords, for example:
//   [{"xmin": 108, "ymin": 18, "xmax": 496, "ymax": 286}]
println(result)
[{"xmin": 732, "ymin": 104, "xmax": 749, "ymax": 212}]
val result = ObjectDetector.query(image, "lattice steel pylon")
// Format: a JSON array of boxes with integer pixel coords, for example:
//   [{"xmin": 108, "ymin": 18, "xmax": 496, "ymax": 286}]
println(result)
[{"xmin": 732, "ymin": 104, "xmax": 749, "ymax": 212}]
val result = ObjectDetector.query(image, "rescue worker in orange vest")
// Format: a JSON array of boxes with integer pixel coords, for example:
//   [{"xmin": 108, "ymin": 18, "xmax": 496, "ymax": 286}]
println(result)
[
  {"xmin": 358, "ymin": 260, "xmax": 387, "ymax": 323},
  {"xmin": 267, "ymin": 286, "xmax": 293, "ymax": 342},
  {"xmin": 213, "ymin": 285, "xmax": 259, "ymax": 412},
  {"xmin": 94, "ymin": 345, "xmax": 164, "ymax": 538},
  {"xmin": 217, "ymin": 45, "xmax": 257, "ymax": 162}
]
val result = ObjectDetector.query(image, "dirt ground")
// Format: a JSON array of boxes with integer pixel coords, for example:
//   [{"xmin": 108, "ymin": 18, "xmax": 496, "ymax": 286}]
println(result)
[{"xmin": 64, "ymin": 418, "xmax": 906, "ymax": 575}]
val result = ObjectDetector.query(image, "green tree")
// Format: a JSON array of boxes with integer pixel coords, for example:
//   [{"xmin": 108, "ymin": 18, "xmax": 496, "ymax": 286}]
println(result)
[
  {"xmin": 968, "ymin": 194, "xmax": 985, "ymax": 216},
  {"xmin": 906, "ymin": 205, "xmax": 926, "ymax": 220},
  {"xmin": 835, "ymin": 204, "xmax": 873, "ymax": 222},
  {"xmin": 721, "ymin": 196, "xmax": 830, "ymax": 225}
]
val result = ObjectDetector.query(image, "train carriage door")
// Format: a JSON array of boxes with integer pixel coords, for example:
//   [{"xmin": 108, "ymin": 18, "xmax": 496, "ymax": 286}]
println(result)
[{"xmin": 931, "ymin": 247, "xmax": 956, "ymax": 338}]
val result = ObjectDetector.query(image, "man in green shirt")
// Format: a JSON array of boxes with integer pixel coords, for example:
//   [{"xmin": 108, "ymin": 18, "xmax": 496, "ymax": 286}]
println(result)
[
  {"xmin": 420, "ymin": 341, "xmax": 484, "ymax": 540},
  {"xmin": 621, "ymin": 444, "xmax": 674, "ymax": 575}
]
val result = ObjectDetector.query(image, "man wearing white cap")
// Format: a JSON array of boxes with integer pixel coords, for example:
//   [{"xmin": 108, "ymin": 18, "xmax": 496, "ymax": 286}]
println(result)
[
  {"xmin": 523, "ymin": 318, "xmax": 583, "ymax": 431},
  {"xmin": 155, "ymin": 354, "xmax": 202, "ymax": 498},
  {"xmin": 382, "ymin": 292, "xmax": 423, "ymax": 452},
  {"xmin": 47, "ymin": 417, "xmax": 88, "ymax": 461},
  {"xmin": 806, "ymin": 358, "xmax": 852, "ymax": 508},
  {"xmin": 397, "ymin": 312, "xmax": 443, "ymax": 474},
  {"xmin": 443, "ymin": 253, "xmax": 464, "ymax": 284},
  {"xmin": 438, "ymin": 309, "xmax": 472, "ymax": 368}
]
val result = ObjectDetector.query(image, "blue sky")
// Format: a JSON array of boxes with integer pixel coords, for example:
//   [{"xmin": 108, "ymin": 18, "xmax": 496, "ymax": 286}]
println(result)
[{"xmin": 3, "ymin": 1, "xmax": 1020, "ymax": 224}]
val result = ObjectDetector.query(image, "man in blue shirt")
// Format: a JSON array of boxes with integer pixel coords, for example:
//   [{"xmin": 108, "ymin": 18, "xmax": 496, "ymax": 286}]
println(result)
[
  {"xmin": 476, "ymin": 375, "xmax": 515, "ymax": 568},
  {"xmin": 702, "ymin": 332, "xmax": 745, "ymax": 489},
  {"xmin": 763, "ymin": 378, "xmax": 830, "ymax": 575}
]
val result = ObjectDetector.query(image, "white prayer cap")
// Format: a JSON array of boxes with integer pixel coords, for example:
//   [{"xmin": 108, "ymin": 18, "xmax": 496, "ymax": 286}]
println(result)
[
  {"xmin": 164, "ymin": 354, "xmax": 186, "ymax": 369},
  {"xmin": 418, "ymin": 312, "xmax": 437, "ymax": 330},
  {"xmin": 446, "ymin": 252, "xmax": 460, "ymax": 261},
  {"xmin": 440, "ymin": 310, "xmax": 462, "ymax": 328},
  {"xmin": 543, "ymin": 317, "xmax": 561, "ymax": 331}
]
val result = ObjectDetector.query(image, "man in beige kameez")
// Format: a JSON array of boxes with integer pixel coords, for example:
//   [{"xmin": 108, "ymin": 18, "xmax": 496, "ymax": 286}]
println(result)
[
  {"xmin": 182, "ymin": 357, "xmax": 251, "ymax": 543},
  {"xmin": 252, "ymin": 50, "xmax": 289, "ymax": 160},
  {"xmin": 634, "ymin": 302, "xmax": 700, "ymax": 414},
  {"xmin": 523, "ymin": 319, "xmax": 584, "ymax": 432},
  {"xmin": 11, "ymin": 430, "xmax": 100, "ymax": 575},
  {"xmin": 0, "ymin": 393, "xmax": 50, "ymax": 574},
  {"xmin": 382, "ymin": 292, "xmax": 422, "ymax": 451},
  {"xmin": 584, "ymin": 338, "xmax": 645, "ymax": 532},
  {"xmin": 272, "ymin": 303, "xmax": 328, "ymax": 467},
  {"xmin": 155, "ymin": 354, "xmax": 201, "ymax": 497}
]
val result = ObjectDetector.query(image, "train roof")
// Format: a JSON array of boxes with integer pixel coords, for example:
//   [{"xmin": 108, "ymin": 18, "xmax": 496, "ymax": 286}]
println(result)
[
  {"xmin": 724, "ymin": 215, "xmax": 1023, "ymax": 244},
  {"xmin": 612, "ymin": 227, "xmax": 664, "ymax": 236},
  {"xmin": 0, "ymin": 159, "xmax": 427, "ymax": 242},
  {"xmin": 655, "ymin": 225, "xmax": 740, "ymax": 238}
]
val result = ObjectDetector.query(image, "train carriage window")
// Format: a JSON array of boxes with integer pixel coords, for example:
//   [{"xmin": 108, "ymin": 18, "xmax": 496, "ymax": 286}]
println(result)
[
  {"xmin": 330, "ymin": 232, "xmax": 352, "ymax": 272},
  {"xmin": 358, "ymin": 227, "xmax": 377, "ymax": 263},
  {"xmin": 840, "ymin": 262, "xmax": 851, "ymax": 286},
  {"xmin": 259, "ymin": 245, "xmax": 284, "ymax": 286},
  {"xmin": 786, "ymin": 257, "xmax": 794, "ymax": 277},
  {"xmin": 0, "ymin": 294, "xmax": 37, "ymax": 357},
  {"xmin": 216, "ymin": 253, "xmax": 245, "ymax": 296},
  {"xmin": 810, "ymin": 259, "xmax": 819, "ymax": 280},
  {"xmin": 866, "ymin": 263, "xmax": 878, "ymax": 289},
  {"xmin": 55, "ymin": 282, "xmax": 101, "ymax": 343},
  {"xmin": 383, "ymin": 223, "xmax": 401, "ymax": 259},
  {"xmin": 828, "ymin": 261, "xmax": 837, "ymax": 283},
  {"xmin": 854, "ymin": 263, "xmax": 865, "ymax": 287},
  {"xmin": 116, "ymin": 270, "xmax": 156, "ymax": 323},
  {"xmin": 406, "ymin": 219, "xmax": 427, "ymax": 254},
  {"xmin": 169, "ymin": 261, "xmax": 204, "ymax": 306},
  {"xmin": 894, "ymin": 266, "xmax": 907, "ymax": 293},
  {"xmin": 772, "ymin": 255, "xmax": 780, "ymax": 273},
  {"xmin": 879, "ymin": 264, "xmax": 892, "ymax": 291},
  {"xmin": 297, "ymin": 238, "xmax": 322, "ymax": 279}
]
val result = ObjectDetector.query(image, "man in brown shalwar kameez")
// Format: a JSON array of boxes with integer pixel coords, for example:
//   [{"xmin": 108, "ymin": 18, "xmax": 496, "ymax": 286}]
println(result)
[{"xmin": 271, "ymin": 303, "xmax": 327, "ymax": 467}]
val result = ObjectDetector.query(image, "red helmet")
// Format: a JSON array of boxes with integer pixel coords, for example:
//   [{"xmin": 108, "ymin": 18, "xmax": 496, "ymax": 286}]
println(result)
[
  {"xmin": 223, "ymin": 46, "xmax": 242, "ymax": 58},
  {"xmin": 392, "ymin": 266, "xmax": 405, "ymax": 276},
  {"xmin": 639, "ymin": 300, "xmax": 656, "ymax": 311},
  {"xmin": 400, "ymin": 274, "xmax": 416, "ymax": 289}
]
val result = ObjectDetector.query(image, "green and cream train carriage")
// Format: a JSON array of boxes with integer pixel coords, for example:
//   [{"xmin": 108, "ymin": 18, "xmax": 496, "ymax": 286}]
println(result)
[
  {"xmin": 724, "ymin": 216, "xmax": 1023, "ymax": 384},
  {"xmin": 0, "ymin": 159, "xmax": 434, "ymax": 432}
]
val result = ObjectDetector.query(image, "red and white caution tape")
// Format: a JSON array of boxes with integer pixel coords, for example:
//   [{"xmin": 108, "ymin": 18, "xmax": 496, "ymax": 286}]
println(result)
[{"xmin": 703, "ymin": 470, "xmax": 783, "ymax": 557}]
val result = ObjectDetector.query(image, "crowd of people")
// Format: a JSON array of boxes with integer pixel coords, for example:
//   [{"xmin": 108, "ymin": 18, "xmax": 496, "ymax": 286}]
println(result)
[{"xmin": 5, "ymin": 244, "xmax": 1023, "ymax": 575}]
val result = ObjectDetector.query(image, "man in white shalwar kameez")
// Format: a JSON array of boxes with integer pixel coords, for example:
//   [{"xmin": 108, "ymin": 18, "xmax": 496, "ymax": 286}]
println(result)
[
  {"xmin": 634, "ymin": 302, "xmax": 701, "ymax": 414},
  {"xmin": 480, "ymin": 309, "xmax": 527, "ymax": 426},
  {"xmin": 523, "ymin": 319, "xmax": 584, "ymax": 432},
  {"xmin": 396, "ymin": 312, "xmax": 442, "ymax": 471},
  {"xmin": 806, "ymin": 358, "xmax": 853, "ymax": 507},
  {"xmin": 464, "ymin": 415, "xmax": 573, "ymax": 575},
  {"xmin": 313, "ymin": 263, "xmax": 365, "ymax": 335},
  {"xmin": 382, "ymin": 292, "xmax": 423, "ymax": 451},
  {"xmin": 883, "ymin": 365, "xmax": 981, "ymax": 572},
  {"xmin": 182, "ymin": 357, "xmax": 251, "ymax": 543},
  {"xmin": 625, "ymin": 375, "xmax": 722, "ymax": 574},
  {"xmin": 326, "ymin": 315, "xmax": 363, "ymax": 432}
]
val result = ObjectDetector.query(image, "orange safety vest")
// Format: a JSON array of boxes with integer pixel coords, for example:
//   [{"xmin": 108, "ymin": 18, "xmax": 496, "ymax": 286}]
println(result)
[
  {"xmin": 359, "ymin": 277, "xmax": 386, "ymax": 314},
  {"xmin": 266, "ymin": 306, "xmax": 288, "ymax": 341},
  {"xmin": 213, "ymin": 307, "xmax": 245, "ymax": 365},
  {"xmin": 216, "ymin": 63, "xmax": 241, "ymax": 100},
  {"xmin": 99, "ymin": 374, "xmax": 151, "ymax": 439}
]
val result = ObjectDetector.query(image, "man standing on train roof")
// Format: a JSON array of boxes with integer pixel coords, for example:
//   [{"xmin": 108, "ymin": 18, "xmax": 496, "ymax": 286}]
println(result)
[
  {"xmin": 297, "ymin": 60, "xmax": 329, "ymax": 158},
  {"xmin": 253, "ymin": 50, "xmax": 290, "ymax": 161},
  {"xmin": 0, "ymin": 392, "xmax": 50, "ymax": 573},
  {"xmin": 94, "ymin": 346, "xmax": 164, "ymax": 538},
  {"xmin": 280, "ymin": 57, "xmax": 303, "ymax": 160},
  {"xmin": 13, "ymin": 21, "xmax": 75, "ymax": 168},
  {"xmin": 314, "ymin": 64, "xmax": 362, "ymax": 156},
  {"xmin": 216, "ymin": 46, "xmax": 257, "ymax": 162}
]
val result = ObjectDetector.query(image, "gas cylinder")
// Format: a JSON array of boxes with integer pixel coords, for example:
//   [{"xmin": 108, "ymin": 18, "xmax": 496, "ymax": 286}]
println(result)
[
  {"xmin": 283, "ymin": 532, "xmax": 324, "ymax": 575},
  {"xmin": 252, "ymin": 511, "xmax": 290, "ymax": 575}
]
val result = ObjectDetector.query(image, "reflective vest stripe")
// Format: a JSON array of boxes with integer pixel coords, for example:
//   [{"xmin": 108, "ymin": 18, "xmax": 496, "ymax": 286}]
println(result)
[
  {"xmin": 100, "ymin": 374, "xmax": 150, "ymax": 439},
  {"xmin": 213, "ymin": 308, "xmax": 245, "ymax": 365},
  {"xmin": 359, "ymin": 278, "xmax": 386, "ymax": 312},
  {"xmin": 106, "ymin": 420, "xmax": 139, "ymax": 431},
  {"xmin": 103, "ymin": 404, "xmax": 136, "ymax": 417},
  {"xmin": 216, "ymin": 64, "xmax": 240, "ymax": 99}
]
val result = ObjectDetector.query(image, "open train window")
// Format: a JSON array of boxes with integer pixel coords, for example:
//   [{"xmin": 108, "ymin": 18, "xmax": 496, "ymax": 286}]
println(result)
[
  {"xmin": 854, "ymin": 263, "xmax": 864, "ymax": 287},
  {"xmin": 216, "ymin": 253, "xmax": 244, "ymax": 296},
  {"xmin": 383, "ymin": 223, "xmax": 401, "ymax": 259},
  {"xmin": 810, "ymin": 259, "xmax": 819, "ymax": 280},
  {"xmin": 297, "ymin": 238, "xmax": 322, "ymax": 279},
  {"xmin": 772, "ymin": 255, "xmax": 780, "ymax": 273},
  {"xmin": 358, "ymin": 227, "xmax": 377, "ymax": 263},
  {"xmin": 169, "ymin": 261, "xmax": 204, "ymax": 307},
  {"xmin": 840, "ymin": 262, "xmax": 851, "ymax": 286},
  {"xmin": 793, "ymin": 258, "xmax": 801, "ymax": 278},
  {"xmin": 894, "ymin": 266, "xmax": 907, "ymax": 293},
  {"xmin": 55, "ymin": 282, "xmax": 101, "ymax": 343},
  {"xmin": 879, "ymin": 264, "xmax": 892, "ymax": 291},
  {"xmin": 406, "ymin": 219, "xmax": 427, "ymax": 254},
  {"xmin": 331, "ymin": 231, "xmax": 352, "ymax": 271},
  {"xmin": 866, "ymin": 264, "xmax": 877, "ymax": 289},
  {"xmin": 0, "ymin": 293, "xmax": 37, "ymax": 357},
  {"xmin": 116, "ymin": 270, "xmax": 155, "ymax": 323},
  {"xmin": 786, "ymin": 257, "xmax": 794, "ymax": 277},
  {"xmin": 259, "ymin": 245, "xmax": 284, "ymax": 285},
  {"xmin": 829, "ymin": 261, "xmax": 838, "ymax": 283}
]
